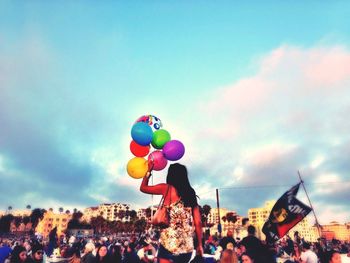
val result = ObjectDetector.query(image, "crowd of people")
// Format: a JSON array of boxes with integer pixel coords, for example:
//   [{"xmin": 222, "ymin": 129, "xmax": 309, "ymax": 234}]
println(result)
[
  {"xmin": 1, "ymin": 163, "xmax": 349, "ymax": 263},
  {"xmin": 0, "ymin": 226, "xmax": 349, "ymax": 263}
]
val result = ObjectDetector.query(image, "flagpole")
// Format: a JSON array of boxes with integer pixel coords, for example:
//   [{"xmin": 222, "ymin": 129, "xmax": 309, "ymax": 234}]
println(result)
[
  {"xmin": 297, "ymin": 171, "xmax": 322, "ymax": 239},
  {"xmin": 216, "ymin": 189, "xmax": 222, "ymax": 238}
]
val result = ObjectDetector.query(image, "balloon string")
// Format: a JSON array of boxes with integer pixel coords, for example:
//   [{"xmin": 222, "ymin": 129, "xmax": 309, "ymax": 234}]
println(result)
[{"xmin": 151, "ymin": 174, "xmax": 154, "ymax": 229}]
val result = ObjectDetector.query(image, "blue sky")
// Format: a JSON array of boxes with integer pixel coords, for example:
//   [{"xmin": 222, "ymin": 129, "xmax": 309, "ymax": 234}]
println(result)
[{"xmin": 1, "ymin": 1, "xmax": 350, "ymax": 224}]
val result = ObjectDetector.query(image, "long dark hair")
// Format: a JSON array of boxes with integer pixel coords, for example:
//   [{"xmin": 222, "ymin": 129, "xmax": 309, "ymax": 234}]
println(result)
[{"xmin": 166, "ymin": 163, "xmax": 198, "ymax": 208}]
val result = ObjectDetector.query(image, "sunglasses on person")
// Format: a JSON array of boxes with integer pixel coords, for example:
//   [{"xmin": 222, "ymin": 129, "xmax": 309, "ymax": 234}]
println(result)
[{"xmin": 35, "ymin": 251, "xmax": 44, "ymax": 255}]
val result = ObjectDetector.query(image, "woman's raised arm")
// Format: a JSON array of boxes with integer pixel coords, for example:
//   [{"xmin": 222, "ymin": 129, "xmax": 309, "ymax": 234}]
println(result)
[{"xmin": 140, "ymin": 172, "xmax": 167, "ymax": 195}]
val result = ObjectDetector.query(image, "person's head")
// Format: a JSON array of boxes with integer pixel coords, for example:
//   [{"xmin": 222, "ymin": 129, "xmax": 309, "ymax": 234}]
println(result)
[
  {"xmin": 23, "ymin": 241, "xmax": 31, "ymax": 252},
  {"xmin": 327, "ymin": 250, "xmax": 342, "ymax": 263},
  {"xmin": 31, "ymin": 244, "xmax": 44, "ymax": 262},
  {"xmin": 84, "ymin": 242, "xmax": 95, "ymax": 253},
  {"xmin": 220, "ymin": 249, "xmax": 238, "ymax": 263},
  {"xmin": 247, "ymin": 225, "xmax": 256, "ymax": 236},
  {"xmin": 97, "ymin": 245, "xmax": 108, "ymax": 260},
  {"xmin": 235, "ymin": 243, "xmax": 245, "ymax": 256},
  {"xmin": 166, "ymin": 163, "xmax": 197, "ymax": 208},
  {"xmin": 302, "ymin": 242, "xmax": 311, "ymax": 251},
  {"xmin": 293, "ymin": 243, "xmax": 301, "ymax": 252},
  {"xmin": 241, "ymin": 252, "xmax": 254, "ymax": 263},
  {"xmin": 242, "ymin": 218, "xmax": 249, "ymax": 227},
  {"xmin": 11, "ymin": 245, "xmax": 27, "ymax": 263}
]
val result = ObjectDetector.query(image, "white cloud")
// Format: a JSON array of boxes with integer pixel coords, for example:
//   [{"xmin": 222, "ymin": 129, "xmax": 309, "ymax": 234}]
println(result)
[{"xmin": 180, "ymin": 44, "xmax": 350, "ymax": 223}]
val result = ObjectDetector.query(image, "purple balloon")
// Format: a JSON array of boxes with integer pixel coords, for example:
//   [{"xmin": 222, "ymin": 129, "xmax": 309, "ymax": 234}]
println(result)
[
  {"xmin": 163, "ymin": 140, "xmax": 185, "ymax": 161},
  {"xmin": 148, "ymin": 150, "xmax": 168, "ymax": 171}
]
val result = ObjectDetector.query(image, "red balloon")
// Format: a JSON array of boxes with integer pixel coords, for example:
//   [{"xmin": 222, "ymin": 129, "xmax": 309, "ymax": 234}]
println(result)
[{"xmin": 130, "ymin": 141, "xmax": 150, "ymax": 157}]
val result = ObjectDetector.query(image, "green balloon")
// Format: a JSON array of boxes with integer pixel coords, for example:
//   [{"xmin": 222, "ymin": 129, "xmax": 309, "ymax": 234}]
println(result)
[{"xmin": 151, "ymin": 129, "xmax": 171, "ymax": 149}]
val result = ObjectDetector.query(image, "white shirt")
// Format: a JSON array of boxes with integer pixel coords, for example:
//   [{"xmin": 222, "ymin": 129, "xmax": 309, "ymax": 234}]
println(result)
[{"xmin": 300, "ymin": 250, "xmax": 318, "ymax": 263}]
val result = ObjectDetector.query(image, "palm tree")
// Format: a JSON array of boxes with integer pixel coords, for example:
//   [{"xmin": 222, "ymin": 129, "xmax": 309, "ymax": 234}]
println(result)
[
  {"xmin": 59, "ymin": 207, "xmax": 64, "ymax": 214},
  {"xmin": 134, "ymin": 218, "xmax": 147, "ymax": 233},
  {"xmin": 30, "ymin": 208, "xmax": 46, "ymax": 230},
  {"xmin": 26, "ymin": 205, "xmax": 31, "ymax": 210},
  {"xmin": 90, "ymin": 216, "xmax": 106, "ymax": 234},
  {"xmin": 7, "ymin": 206, "xmax": 13, "ymax": 214},
  {"xmin": 118, "ymin": 210, "xmax": 126, "ymax": 221},
  {"xmin": 14, "ymin": 216, "xmax": 22, "ymax": 231},
  {"xmin": 202, "ymin": 204, "xmax": 211, "ymax": 227},
  {"xmin": 23, "ymin": 216, "xmax": 31, "ymax": 230},
  {"xmin": 226, "ymin": 212, "xmax": 237, "ymax": 232},
  {"xmin": 65, "ymin": 210, "xmax": 71, "ymax": 214},
  {"xmin": 129, "ymin": 210, "xmax": 138, "ymax": 222}
]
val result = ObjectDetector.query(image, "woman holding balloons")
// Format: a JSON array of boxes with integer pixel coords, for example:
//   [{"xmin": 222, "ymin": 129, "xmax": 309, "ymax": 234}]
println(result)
[{"xmin": 140, "ymin": 163, "xmax": 204, "ymax": 263}]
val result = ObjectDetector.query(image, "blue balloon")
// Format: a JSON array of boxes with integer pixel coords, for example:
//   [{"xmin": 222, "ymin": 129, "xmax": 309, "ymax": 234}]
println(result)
[{"xmin": 131, "ymin": 122, "xmax": 153, "ymax": 146}]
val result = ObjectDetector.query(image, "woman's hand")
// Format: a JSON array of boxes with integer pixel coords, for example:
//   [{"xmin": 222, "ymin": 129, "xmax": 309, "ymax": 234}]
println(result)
[{"xmin": 196, "ymin": 245, "xmax": 204, "ymax": 256}]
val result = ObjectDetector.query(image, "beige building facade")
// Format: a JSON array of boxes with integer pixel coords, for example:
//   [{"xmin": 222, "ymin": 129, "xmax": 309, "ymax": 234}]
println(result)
[
  {"xmin": 36, "ymin": 210, "xmax": 72, "ymax": 238},
  {"xmin": 321, "ymin": 221, "xmax": 350, "ymax": 242}
]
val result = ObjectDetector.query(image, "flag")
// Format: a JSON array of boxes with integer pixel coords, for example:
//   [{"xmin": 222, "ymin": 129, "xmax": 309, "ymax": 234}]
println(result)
[{"xmin": 262, "ymin": 183, "xmax": 312, "ymax": 243}]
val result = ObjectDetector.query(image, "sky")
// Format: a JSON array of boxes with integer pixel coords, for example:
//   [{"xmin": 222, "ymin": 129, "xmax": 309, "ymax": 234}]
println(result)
[{"xmin": 1, "ymin": 1, "xmax": 350, "ymax": 225}]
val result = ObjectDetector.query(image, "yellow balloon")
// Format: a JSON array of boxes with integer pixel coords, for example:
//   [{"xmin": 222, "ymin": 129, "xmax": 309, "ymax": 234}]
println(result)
[{"xmin": 127, "ymin": 157, "xmax": 148, "ymax": 179}]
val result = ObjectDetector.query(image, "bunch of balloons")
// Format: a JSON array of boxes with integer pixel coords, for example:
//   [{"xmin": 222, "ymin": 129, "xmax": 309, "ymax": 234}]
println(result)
[{"xmin": 126, "ymin": 115, "xmax": 185, "ymax": 179}]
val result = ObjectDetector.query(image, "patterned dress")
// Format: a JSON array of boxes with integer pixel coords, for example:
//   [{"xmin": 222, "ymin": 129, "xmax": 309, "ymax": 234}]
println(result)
[{"xmin": 160, "ymin": 200, "xmax": 194, "ymax": 255}]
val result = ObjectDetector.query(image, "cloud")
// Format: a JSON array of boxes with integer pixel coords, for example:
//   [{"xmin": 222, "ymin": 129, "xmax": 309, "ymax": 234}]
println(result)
[
  {"xmin": 186, "ymin": 45, "xmax": 350, "ymax": 223},
  {"xmin": 1, "ymin": 33, "xmax": 349, "ymax": 224}
]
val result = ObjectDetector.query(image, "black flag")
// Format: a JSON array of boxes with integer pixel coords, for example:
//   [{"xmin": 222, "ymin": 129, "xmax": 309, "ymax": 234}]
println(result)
[{"xmin": 262, "ymin": 183, "xmax": 312, "ymax": 243}]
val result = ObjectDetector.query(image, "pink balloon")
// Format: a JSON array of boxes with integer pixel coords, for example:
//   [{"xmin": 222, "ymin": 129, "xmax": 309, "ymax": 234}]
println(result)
[{"xmin": 148, "ymin": 150, "xmax": 168, "ymax": 171}]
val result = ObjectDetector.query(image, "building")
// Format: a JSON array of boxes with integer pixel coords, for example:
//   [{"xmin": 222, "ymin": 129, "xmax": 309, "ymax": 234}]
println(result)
[
  {"xmin": 208, "ymin": 208, "xmax": 241, "ymax": 236},
  {"xmin": 248, "ymin": 200, "xmax": 318, "ymax": 241},
  {"xmin": 82, "ymin": 207, "xmax": 99, "ymax": 222},
  {"xmin": 137, "ymin": 208, "xmax": 147, "ymax": 220},
  {"xmin": 9, "ymin": 209, "xmax": 31, "ymax": 217},
  {"xmin": 207, "ymin": 208, "xmax": 229, "ymax": 225},
  {"xmin": 35, "ymin": 210, "xmax": 72, "ymax": 238},
  {"xmin": 83, "ymin": 203, "xmax": 131, "ymax": 222},
  {"xmin": 321, "ymin": 221, "xmax": 350, "ymax": 242}
]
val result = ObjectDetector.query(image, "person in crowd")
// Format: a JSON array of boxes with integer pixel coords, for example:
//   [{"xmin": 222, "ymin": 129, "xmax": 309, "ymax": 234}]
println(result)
[
  {"xmin": 240, "ymin": 226, "xmax": 263, "ymax": 259},
  {"xmin": 67, "ymin": 245, "xmax": 81, "ymax": 263},
  {"xmin": 137, "ymin": 238, "xmax": 156, "ymax": 263},
  {"xmin": 284, "ymin": 236, "xmax": 294, "ymax": 256},
  {"xmin": 140, "ymin": 163, "xmax": 203, "ymax": 263},
  {"xmin": 47, "ymin": 227, "xmax": 59, "ymax": 257},
  {"xmin": 0, "ymin": 240, "xmax": 12, "ymax": 263},
  {"xmin": 239, "ymin": 218, "xmax": 250, "ymax": 240},
  {"xmin": 10, "ymin": 246, "xmax": 30, "ymax": 263},
  {"xmin": 28, "ymin": 244, "xmax": 44, "ymax": 263},
  {"xmin": 94, "ymin": 245, "xmax": 111, "ymax": 263},
  {"xmin": 324, "ymin": 250, "xmax": 342, "ymax": 263},
  {"xmin": 241, "ymin": 252, "xmax": 255, "ymax": 263},
  {"xmin": 204, "ymin": 236, "xmax": 217, "ymax": 255},
  {"xmin": 294, "ymin": 232, "xmax": 302, "ymax": 246},
  {"xmin": 109, "ymin": 244, "xmax": 122, "ymax": 263},
  {"xmin": 289, "ymin": 242, "xmax": 302, "ymax": 263},
  {"xmin": 300, "ymin": 242, "xmax": 318, "ymax": 263},
  {"xmin": 81, "ymin": 243, "xmax": 95, "ymax": 263},
  {"xmin": 219, "ymin": 231, "xmax": 236, "ymax": 251},
  {"xmin": 122, "ymin": 242, "xmax": 140, "ymax": 263},
  {"xmin": 219, "ymin": 249, "xmax": 238, "ymax": 263}
]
